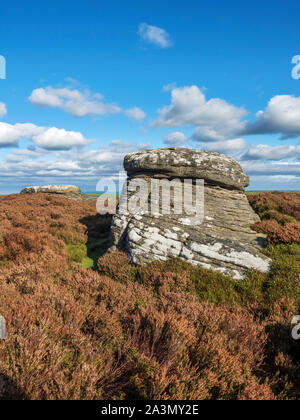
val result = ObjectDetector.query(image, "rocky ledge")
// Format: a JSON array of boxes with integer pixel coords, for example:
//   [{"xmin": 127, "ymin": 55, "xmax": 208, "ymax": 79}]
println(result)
[
  {"xmin": 20, "ymin": 185, "xmax": 82, "ymax": 200},
  {"xmin": 124, "ymin": 147, "xmax": 250, "ymax": 191},
  {"xmin": 109, "ymin": 147, "xmax": 271, "ymax": 279}
]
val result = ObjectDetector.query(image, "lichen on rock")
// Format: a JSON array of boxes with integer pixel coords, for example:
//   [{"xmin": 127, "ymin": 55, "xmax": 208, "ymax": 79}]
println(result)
[
  {"xmin": 109, "ymin": 147, "xmax": 271, "ymax": 279},
  {"xmin": 20, "ymin": 185, "xmax": 82, "ymax": 200}
]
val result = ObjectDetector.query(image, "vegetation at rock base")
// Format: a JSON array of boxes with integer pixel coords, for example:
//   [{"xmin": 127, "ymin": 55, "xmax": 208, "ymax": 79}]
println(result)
[
  {"xmin": 248, "ymin": 192, "xmax": 300, "ymax": 244},
  {"xmin": 0, "ymin": 192, "xmax": 299, "ymax": 400}
]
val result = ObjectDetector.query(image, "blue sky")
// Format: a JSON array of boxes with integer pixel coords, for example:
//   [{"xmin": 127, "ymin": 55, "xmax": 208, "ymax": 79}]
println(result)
[{"xmin": 0, "ymin": 0, "xmax": 300, "ymax": 192}]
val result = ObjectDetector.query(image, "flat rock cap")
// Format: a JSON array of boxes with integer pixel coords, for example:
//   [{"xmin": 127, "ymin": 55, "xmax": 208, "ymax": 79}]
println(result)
[
  {"xmin": 20, "ymin": 185, "xmax": 82, "ymax": 195},
  {"xmin": 124, "ymin": 148, "xmax": 249, "ymax": 190}
]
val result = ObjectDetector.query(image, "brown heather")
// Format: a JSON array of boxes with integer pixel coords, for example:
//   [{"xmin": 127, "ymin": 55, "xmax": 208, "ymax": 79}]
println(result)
[
  {"xmin": 0, "ymin": 193, "xmax": 299, "ymax": 400},
  {"xmin": 248, "ymin": 192, "xmax": 300, "ymax": 244}
]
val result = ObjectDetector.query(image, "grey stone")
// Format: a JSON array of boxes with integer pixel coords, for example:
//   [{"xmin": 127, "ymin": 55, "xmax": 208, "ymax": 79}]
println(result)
[
  {"xmin": 0, "ymin": 316, "xmax": 5, "ymax": 340},
  {"xmin": 125, "ymin": 147, "xmax": 250, "ymax": 191},
  {"xmin": 109, "ymin": 147, "xmax": 271, "ymax": 279},
  {"xmin": 20, "ymin": 185, "xmax": 82, "ymax": 200}
]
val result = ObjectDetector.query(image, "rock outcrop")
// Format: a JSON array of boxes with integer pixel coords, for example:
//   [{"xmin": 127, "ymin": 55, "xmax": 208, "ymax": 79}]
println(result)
[
  {"xmin": 109, "ymin": 148, "xmax": 271, "ymax": 279},
  {"xmin": 20, "ymin": 185, "xmax": 82, "ymax": 200}
]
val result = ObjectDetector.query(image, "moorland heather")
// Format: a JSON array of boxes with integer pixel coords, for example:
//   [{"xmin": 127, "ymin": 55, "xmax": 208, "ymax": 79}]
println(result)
[{"xmin": 0, "ymin": 193, "xmax": 299, "ymax": 400}]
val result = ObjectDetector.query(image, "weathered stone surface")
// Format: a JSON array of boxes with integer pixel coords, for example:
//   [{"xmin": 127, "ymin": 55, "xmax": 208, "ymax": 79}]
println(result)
[
  {"xmin": 20, "ymin": 185, "xmax": 82, "ymax": 200},
  {"xmin": 125, "ymin": 147, "xmax": 250, "ymax": 190},
  {"xmin": 109, "ymin": 148, "xmax": 271, "ymax": 279}
]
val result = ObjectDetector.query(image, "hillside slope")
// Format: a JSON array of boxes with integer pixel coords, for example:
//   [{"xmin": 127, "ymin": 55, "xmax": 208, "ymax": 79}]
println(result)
[{"xmin": 0, "ymin": 193, "xmax": 299, "ymax": 400}]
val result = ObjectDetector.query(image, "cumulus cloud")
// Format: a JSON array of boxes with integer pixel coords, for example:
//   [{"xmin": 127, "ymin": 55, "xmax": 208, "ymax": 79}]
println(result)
[
  {"xmin": 32, "ymin": 127, "xmax": 92, "ymax": 150},
  {"xmin": 125, "ymin": 107, "xmax": 146, "ymax": 121},
  {"xmin": 0, "ymin": 140, "xmax": 153, "ymax": 192},
  {"xmin": 153, "ymin": 86, "xmax": 247, "ymax": 141},
  {"xmin": 243, "ymin": 143, "xmax": 300, "ymax": 160},
  {"xmin": 154, "ymin": 88, "xmax": 300, "ymax": 146},
  {"xmin": 0, "ymin": 123, "xmax": 23, "ymax": 147},
  {"xmin": 244, "ymin": 95, "xmax": 300, "ymax": 139},
  {"xmin": 0, "ymin": 123, "xmax": 44, "ymax": 147},
  {"xmin": 0, "ymin": 122, "xmax": 92, "ymax": 150},
  {"xmin": 138, "ymin": 23, "xmax": 172, "ymax": 48},
  {"xmin": 0, "ymin": 102, "xmax": 7, "ymax": 118},
  {"xmin": 29, "ymin": 88, "xmax": 62, "ymax": 108},
  {"xmin": 29, "ymin": 86, "xmax": 121, "ymax": 117},
  {"xmin": 14, "ymin": 123, "xmax": 45, "ymax": 138},
  {"xmin": 164, "ymin": 131, "xmax": 188, "ymax": 146}
]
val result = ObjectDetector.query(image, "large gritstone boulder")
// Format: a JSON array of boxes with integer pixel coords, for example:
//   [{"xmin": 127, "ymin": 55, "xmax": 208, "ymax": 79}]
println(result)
[
  {"xmin": 20, "ymin": 185, "xmax": 82, "ymax": 200},
  {"xmin": 109, "ymin": 148, "xmax": 271, "ymax": 279}
]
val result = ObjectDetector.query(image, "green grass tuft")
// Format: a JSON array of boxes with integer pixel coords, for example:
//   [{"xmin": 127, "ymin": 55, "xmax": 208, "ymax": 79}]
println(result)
[{"xmin": 66, "ymin": 237, "xmax": 109, "ymax": 269}]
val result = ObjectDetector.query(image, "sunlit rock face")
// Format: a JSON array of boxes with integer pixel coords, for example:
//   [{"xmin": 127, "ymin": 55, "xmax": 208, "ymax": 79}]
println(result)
[
  {"xmin": 20, "ymin": 185, "xmax": 82, "ymax": 200},
  {"xmin": 109, "ymin": 148, "xmax": 271, "ymax": 279}
]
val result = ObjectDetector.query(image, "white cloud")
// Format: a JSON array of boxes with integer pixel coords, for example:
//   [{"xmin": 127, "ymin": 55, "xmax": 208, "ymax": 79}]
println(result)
[
  {"xmin": 29, "ymin": 88, "xmax": 62, "ymax": 107},
  {"xmin": 0, "ymin": 122, "xmax": 22, "ymax": 146},
  {"xmin": 2, "ymin": 144, "xmax": 299, "ymax": 194},
  {"xmin": 0, "ymin": 122, "xmax": 92, "ymax": 150},
  {"xmin": 14, "ymin": 123, "xmax": 44, "ymax": 137},
  {"xmin": 138, "ymin": 23, "xmax": 172, "ymax": 48},
  {"xmin": 244, "ymin": 95, "xmax": 300, "ymax": 139},
  {"xmin": 0, "ymin": 140, "xmax": 152, "ymax": 190},
  {"xmin": 164, "ymin": 131, "xmax": 188, "ymax": 146},
  {"xmin": 29, "ymin": 86, "xmax": 121, "ymax": 117},
  {"xmin": 0, "ymin": 123, "xmax": 43, "ymax": 147},
  {"xmin": 153, "ymin": 86, "xmax": 247, "ymax": 141},
  {"xmin": 248, "ymin": 173, "xmax": 300, "ymax": 190},
  {"xmin": 0, "ymin": 102, "xmax": 7, "ymax": 118},
  {"xmin": 32, "ymin": 127, "xmax": 92, "ymax": 150},
  {"xmin": 4, "ymin": 84, "xmax": 300, "ymax": 192},
  {"xmin": 243, "ymin": 143, "xmax": 300, "ymax": 160},
  {"xmin": 125, "ymin": 107, "xmax": 146, "ymax": 121},
  {"xmin": 197, "ymin": 138, "xmax": 248, "ymax": 153},
  {"xmin": 268, "ymin": 175, "xmax": 299, "ymax": 182},
  {"xmin": 154, "ymin": 89, "xmax": 300, "ymax": 144},
  {"xmin": 241, "ymin": 160, "xmax": 300, "ymax": 177},
  {"xmin": 5, "ymin": 148, "xmax": 47, "ymax": 162}
]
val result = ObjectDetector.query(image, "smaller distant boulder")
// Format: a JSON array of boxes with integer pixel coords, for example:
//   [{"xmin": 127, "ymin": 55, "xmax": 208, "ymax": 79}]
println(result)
[{"xmin": 20, "ymin": 185, "xmax": 82, "ymax": 200}]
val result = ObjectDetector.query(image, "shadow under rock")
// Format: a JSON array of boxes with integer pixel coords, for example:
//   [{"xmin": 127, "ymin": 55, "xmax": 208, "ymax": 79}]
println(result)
[
  {"xmin": 0, "ymin": 374, "xmax": 28, "ymax": 400},
  {"xmin": 80, "ymin": 213, "xmax": 113, "ymax": 269}
]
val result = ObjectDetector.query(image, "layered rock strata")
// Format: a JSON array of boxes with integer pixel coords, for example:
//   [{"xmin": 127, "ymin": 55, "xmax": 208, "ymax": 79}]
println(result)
[{"xmin": 109, "ymin": 148, "xmax": 271, "ymax": 279}]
